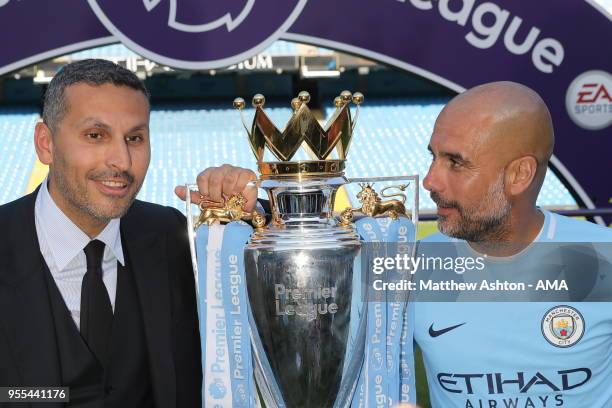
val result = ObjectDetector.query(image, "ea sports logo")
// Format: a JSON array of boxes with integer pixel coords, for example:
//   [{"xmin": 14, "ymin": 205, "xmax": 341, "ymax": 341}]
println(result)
[
  {"xmin": 565, "ymin": 70, "xmax": 612, "ymax": 130},
  {"xmin": 87, "ymin": 0, "xmax": 307, "ymax": 69},
  {"xmin": 541, "ymin": 306, "xmax": 585, "ymax": 348}
]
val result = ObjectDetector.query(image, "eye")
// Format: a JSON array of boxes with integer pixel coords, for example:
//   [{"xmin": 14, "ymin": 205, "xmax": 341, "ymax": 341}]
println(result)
[
  {"xmin": 86, "ymin": 131, "xmax": 103, "ymax": 140},
  {"xmin": 449, "ymin": 158, "xmax": 461, "ymax": 169},
  {"xmin": 126, "ymin": 135, "xmax": 144, "ymax": 143}
]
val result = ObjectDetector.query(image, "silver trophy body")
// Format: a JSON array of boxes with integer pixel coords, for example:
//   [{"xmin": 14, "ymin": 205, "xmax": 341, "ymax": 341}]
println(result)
[{"xmin": 245, "ymin": 175, "xmax": 364, "ymax": 407}]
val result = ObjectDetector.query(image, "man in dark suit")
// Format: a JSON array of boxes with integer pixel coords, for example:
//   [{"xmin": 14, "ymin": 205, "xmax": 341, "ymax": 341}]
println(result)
[{"xmin": 0, "ymin": 59, "xmax": 256, "ymax": 407}]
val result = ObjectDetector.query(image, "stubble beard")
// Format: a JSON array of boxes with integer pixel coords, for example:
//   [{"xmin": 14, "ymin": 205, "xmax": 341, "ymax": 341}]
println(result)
[
  {"xmin": 434, "ymin": 173, "xmax": 512, "ymax": 243},
  {"xmin": 50, "ymin": 155, "xmax": 140, "ymax": 225}
]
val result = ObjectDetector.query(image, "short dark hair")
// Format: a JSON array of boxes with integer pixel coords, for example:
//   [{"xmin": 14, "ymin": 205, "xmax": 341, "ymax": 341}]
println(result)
[{"xmin": 42, "ymin": 59, "xmax": 150, "ymax": 131}]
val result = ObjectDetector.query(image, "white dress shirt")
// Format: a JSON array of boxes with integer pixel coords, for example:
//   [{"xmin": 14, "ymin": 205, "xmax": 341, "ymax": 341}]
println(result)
[{"xmin": 34, "ymin": 179, "xmax": 125, "ymax": 329}]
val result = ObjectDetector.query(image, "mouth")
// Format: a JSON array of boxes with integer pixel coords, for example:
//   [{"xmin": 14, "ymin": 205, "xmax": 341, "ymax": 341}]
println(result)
[
  {"xmin": 93, "ymin": 179, "xmax": 130, "ymax": 197},
  {"xmin": 437, "ymin": 206, "xmax": 457, "ymax": 216},
  {"xmin": 430, "ymin": 193, "xmax": 458, "ymax": 217}
]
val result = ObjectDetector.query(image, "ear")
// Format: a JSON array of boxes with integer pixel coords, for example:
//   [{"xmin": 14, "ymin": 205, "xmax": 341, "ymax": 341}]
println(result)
[
  {"xmin": 34, "ymin": 121, "xmax": 54, "ymax": 165},
  {"xmin": 505, "ymin": 155, "xmax": 538, "ymax": 197}
]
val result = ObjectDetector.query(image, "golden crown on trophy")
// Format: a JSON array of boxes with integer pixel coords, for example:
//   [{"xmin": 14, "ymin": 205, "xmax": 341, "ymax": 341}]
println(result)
[{"xmin": 233, "ymin": 90, "xmax": 363, "ymax": 176}]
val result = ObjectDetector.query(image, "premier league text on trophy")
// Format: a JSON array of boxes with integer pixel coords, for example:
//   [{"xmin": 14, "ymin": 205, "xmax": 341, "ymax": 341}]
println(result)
[{"xmin": 274, "ymin": 284, "xmax": 339, "ymax": 319}]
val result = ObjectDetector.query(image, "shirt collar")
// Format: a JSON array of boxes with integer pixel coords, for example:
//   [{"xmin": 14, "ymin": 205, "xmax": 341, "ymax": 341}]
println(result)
[{"xmin": 35, "ymin": 179, "xmax": 125, "ymax": 271}]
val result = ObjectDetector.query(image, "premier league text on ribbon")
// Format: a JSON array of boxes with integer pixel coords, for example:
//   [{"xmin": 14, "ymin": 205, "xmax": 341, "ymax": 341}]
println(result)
[
  {"xmin": 226, "ymin": 255, "xmax": 243, "ymax": 315},
  {"xmin": 226, "ymin": 254, "xmax": 247, "ymax": 381}
]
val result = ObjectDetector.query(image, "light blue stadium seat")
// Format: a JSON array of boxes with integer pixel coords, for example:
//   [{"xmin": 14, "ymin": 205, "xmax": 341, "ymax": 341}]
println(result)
[
  {"xmin": 65, "ymin": 40, "xmax": 323, "ymax": 61},
  {"xmin": 140, "ymin": 99, "xmax": 576, "ymax": 213},
  {"xmin": 0, "ymin": 100, "xmax": 578, "ymax": 213},
  {"xmin": 67, "ymin": 43, "xmax": 140, "ymax": 60},
  {"xmin": 0, "ymin": 108, "xmax": 38, "ymax": 205},
  {"xmin": 138, "ymin": 104, "xmax": 298, "ymax": 210},
  {"xmin": 262, "ymin": 40, "xmax": 298, "ymax": 56},
  {"xmin": 324, "ymin": 98, "xmax": 577, "ymax": 212}
]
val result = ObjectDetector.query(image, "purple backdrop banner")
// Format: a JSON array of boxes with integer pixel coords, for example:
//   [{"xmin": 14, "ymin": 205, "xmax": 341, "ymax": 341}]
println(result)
[{"xmin": 0, "ymin": 0, "xmax": 610, "ymax": 213}]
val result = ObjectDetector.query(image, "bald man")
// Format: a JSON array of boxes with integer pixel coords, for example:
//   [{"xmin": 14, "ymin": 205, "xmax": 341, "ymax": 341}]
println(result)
[
  {"xmin": 424, "ymin": 81, "xmax": 554, "ymax": 249},
  {"xmin": 196, "ymin": 82, "xmax": 611, "ymax": 407},
  {"xmin": 415, "ymin": 82, "xmax": 612, "ymax": 407}
]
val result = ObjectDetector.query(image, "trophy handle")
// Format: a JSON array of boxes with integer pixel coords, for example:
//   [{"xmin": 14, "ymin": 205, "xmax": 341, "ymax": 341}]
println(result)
[
  {"xmin": 186, "ymin": 181, "xmax": 264, "ymax": 227},
  {"xmin": 344, "ymin": 175, "xmax": 420, "ymax": 239},
  {"xmin": 185, "ymin": 180, "xmax": 266, "ymax": 293}
]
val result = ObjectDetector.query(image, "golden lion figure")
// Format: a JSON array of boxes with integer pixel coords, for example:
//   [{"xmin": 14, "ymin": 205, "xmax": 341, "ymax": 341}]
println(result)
[
  {"xmin": 195, "ymin": 194, "xmax": 255, "ymax": 228},
  {"xmin": 351, "ymin": 183, "xmax": 409, "ymax": 220}
]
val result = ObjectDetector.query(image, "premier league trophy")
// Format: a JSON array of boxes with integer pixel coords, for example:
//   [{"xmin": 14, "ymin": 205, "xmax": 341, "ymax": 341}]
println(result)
[{"xmin": 186, "ymin": 91, "xmax": 419, "ymax": 407}]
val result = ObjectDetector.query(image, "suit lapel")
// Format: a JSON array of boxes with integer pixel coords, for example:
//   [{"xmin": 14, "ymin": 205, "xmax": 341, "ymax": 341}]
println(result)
[
  {"xmin": 0, "ymin": 190, "xmax": 62, "ymax": 402},
  {"xmin": 121, "ymin": 211, "xmax": 177, "ymax": 408}
]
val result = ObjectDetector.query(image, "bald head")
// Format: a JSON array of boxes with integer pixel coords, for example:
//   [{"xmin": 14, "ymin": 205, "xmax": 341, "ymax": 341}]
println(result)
[
  {"xmin": 444, "ymin": 81, "xmax": 553, "ymax": 171},
  {"xmin": 433, "ymin": 81, "xmax": 554, "ymax": 200}
]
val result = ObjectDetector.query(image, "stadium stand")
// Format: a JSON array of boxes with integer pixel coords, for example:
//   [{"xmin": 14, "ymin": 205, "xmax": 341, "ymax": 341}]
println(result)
[
  {"xmin": 64, "ymin": 40, "xmax": 317, "ymax": 60},
  {"xmin": 326, "ymin": 99, "xmax": 576, "ymax": 211},
  {"xmin": 65, "ymin": 43, "xmax": 140, "ymax": 61},
  {"xmin": 0, "ymin": 108, "xmax": 38, "ymax": 205},
  {"xmin": 137, "ymin": 104, "xmax": 304, "ymax": 210},
  {"xmin": 265, "ymin": 41, "xmax": 299, "ymax": 56},
  {"xmin": 0, "ymin": 100, "xmax": 576, "ymax": 210},
  {"xmin": 136, "ymin": 100, "xmax": 576, "ymax": 212}
]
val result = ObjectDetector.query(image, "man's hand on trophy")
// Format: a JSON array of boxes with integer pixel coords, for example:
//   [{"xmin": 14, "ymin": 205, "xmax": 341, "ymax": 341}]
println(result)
[{"xmin": 174, "ymin": 164, "xmax": 258, "ymax": 212}]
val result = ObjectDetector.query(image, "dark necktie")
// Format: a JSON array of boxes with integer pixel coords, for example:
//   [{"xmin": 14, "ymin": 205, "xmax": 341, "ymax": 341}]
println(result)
[{"xmin": 80, "ymin": 239, "xmax": 113, "ymax": 366}]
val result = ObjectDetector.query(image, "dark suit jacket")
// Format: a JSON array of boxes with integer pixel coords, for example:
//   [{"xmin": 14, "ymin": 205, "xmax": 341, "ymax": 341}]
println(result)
[{"xmin": 0, "ymin": 190, "xmax": 202, "ymax": 407}]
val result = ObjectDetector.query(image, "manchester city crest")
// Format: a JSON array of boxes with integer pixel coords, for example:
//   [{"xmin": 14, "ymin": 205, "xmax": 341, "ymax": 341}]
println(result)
[{"xmin": 541, "ymin": 305, "xmax": 585, "ymax": 348}]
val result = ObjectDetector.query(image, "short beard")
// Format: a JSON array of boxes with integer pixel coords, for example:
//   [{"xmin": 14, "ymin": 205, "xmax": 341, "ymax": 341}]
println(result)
[
  {"xmin": 432, "ymin": 173, "xmax": 511, "ymax": 243},
  {"xmin": 51, "ymin": 155, "xmax": 138, "ymax": 224}
]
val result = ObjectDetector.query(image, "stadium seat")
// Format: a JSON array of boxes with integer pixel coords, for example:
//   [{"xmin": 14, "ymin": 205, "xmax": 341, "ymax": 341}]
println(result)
[
  {"xmin": 137, "ymin": 104, "xmax": 300, "ymax": 210},
  {"xmin": 0, "ymin": 108, "xmax": 38, "ymax": 205},
  {"xmin": 324, "ymin": 98, "xmax": 577, "ymax": 211},
  {"xmin": 0, "ymin": 101, "xmax": 577, "ymax": 213},
  {"xmin": 66, "ymin": 40, "xmax": 305, "ymax": 61}
]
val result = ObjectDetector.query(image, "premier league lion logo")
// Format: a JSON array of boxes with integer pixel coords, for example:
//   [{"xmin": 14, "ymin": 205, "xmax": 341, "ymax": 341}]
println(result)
[
  {"xmin": 87, "ymin": 0, "xmax": 307, "ymax": 68},
  {"xmin": 142, "ymin": 0, "xmax": 254, "ymax": 32},
  {"xmin": 208, "ymin": 378, "xmax": 227, "ymax": 399}
]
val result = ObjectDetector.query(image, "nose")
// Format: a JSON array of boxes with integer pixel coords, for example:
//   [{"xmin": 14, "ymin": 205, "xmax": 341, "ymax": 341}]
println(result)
[
  {"xmin": 106, "ymin": 136, "xmax": 132, "ymax": 172},
  {"xmin": 423, "ymin": 161, "xmax": 441, "ymax": 193}
]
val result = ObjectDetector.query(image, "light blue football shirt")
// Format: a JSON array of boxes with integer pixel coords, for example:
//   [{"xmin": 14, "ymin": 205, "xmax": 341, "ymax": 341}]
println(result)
[{"xmin": 414, "ymin": 210, "xmax": 612, "ymax": 408}]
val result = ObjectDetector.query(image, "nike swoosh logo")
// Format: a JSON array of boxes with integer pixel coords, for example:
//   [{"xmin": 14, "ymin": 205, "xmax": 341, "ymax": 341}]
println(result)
[{"xmin": 428, "ymin": 322, "xmax": 466, "ymax": 338}]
